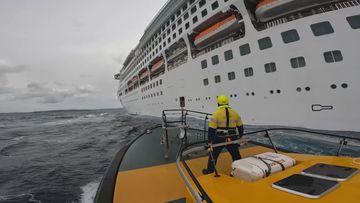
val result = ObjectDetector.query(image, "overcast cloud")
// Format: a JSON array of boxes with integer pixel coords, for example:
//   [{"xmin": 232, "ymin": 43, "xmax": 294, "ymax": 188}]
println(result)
[{"xmin": 0, "ymin": 0, "xmax": 167, "ymax": 112}]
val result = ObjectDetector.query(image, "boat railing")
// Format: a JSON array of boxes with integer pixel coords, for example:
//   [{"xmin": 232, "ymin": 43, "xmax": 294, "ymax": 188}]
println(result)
[
  {"xmin": 245, "ymin": 128, "xmax": 360, "ymax": 156},
  {"xmin": 176, "ymin": 127, "xmax": 360, "ymax": 203},
  {"xmin": 161, "ymin": 109, "xmax": 212, "ymax": 158}
]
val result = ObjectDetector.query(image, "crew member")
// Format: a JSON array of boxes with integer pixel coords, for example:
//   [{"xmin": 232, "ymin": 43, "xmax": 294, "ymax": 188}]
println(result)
[{"xmin": 202, "ymin": 95, "xmax": 244, "ymax": 175}]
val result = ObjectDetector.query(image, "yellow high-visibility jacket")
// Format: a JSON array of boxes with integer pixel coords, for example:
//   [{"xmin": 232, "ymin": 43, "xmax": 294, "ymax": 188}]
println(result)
[{"xmin": 209, "ymin": 105, "xmax": 243, "ymax": 129}]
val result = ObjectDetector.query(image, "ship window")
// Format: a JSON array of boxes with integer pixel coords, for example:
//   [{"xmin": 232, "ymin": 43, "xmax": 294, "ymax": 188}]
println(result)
[
  {"xmin": 258, "ymin": 37, "xmax": 272, "ymax": 50},
  {"xmin": 214, "ymin": 75, "xmax": 221, "ymax": 83},
  {"xmin": 191, "ymin": 6, "xmax": 197, "ymax": 14},
  {"xmin": 290, "ymin": 57, "xmax": 306, "ymax": 68},
  {"xmin": 168, "ymin": 37, "xmax": 171, "ymax": 43},
  {"xmin": 199, "ymin": 0, "xmax": 206, "ymax": 7},
  {"xmin": 185, "ymin": 22, "xmax": 190, "ymax": 29},
  {"xmin": 211, "ymin": 55, "xmax": 219, "ymax": 65},
  {"xmin": 201, "ymin": 60, "xmax": 208, "ymax": 69},
  {"xmin": 183, "ymin": 4, "xmax": 188, "ymax": 11},
  {"xmin": 172, "ymin": 24, "xmax": 176, "ymax": 31},
  {"xmin": 190, "ymin": 0, "xmax": 195, "ymax": 4},
  {"xmin": 239, "ymin": 43, "xmax": 250, "ymax": 56},
  {"xmin": 203, "ymin": 78, "xmax": 209, "ymax": 86},
  {"xmin": 224, "ymin": 50, "xmax": 233, "ymax": 61},
  {"xmin": 265, "ymin": 62, "xmax": 276, "ymax": 73},
  {"xmin": 163, "ymin": 41, "xmax": 166, "ymax": 47},
  {"xmin": 160, "ymin": 91, "xmax": 163, "ymax": 95},
  {"xmin": 156, "ymin": 81, "xmax": 159, "ymax": 86},
  {"xmin": 177, "ymin": 19, "xmax": 182, "ymax": 26},
  {"xmin": 173, "ymin": 33, "xmax": 176, "ymax": 39},
  {"xmin": 311, "ymin": 21, "xmax": 334, "ymax": 36},
  {"xmin": 228, "ymin": 72, "xmax": 235, "ymax": 80},
  {"xmin": 184, "ymin": 12, "xmax": 189, "ymax": 20},
  {"xmin": 347, "ymin": 15, "xmax": 360, "ymax": 29},
  {"xmin": 171, "ymin": 15, "xmax": 175, "ymax": 22},
  {"xmin": 281, "ymin": 29, "xmax": 300, "ymax": 43},
  {"xmin": 211, "ymin": 1, "xmax": 219, "ymax": 10},
  {"xmin": 324, "ymin": 50, "xmax": 343, "ymax": 63},
  {"xmin": 179, "ymin": 28, "xmax": 183, "ymax": 34},
  {"xmin": 167, "ymin": 29, "xmax": 170, "ymax": 34},
  {"xmin": 193, "ymin": 16, "xmax": 198, "ymax": 24},
  {"xmin": 162, "ymin": 33, "xmax": 166, "ymax": 39},
  {"xmin": 176, "ymin": 10, "xmax": 181, "ymax": 17},
  {"xmin": 201, "ymin": 9, "xmax": 207, "ymax": 17},
  {"xmin": 160, "ymin": 79, "xmax": 162, "ymax": 85}
]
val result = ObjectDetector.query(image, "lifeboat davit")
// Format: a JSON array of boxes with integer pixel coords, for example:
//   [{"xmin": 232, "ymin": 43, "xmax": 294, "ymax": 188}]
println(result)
[
  {"xmin": 151, "ymin": 59, "xmax": 165, "ymax": 72},
  {"xmin": 194, "ymin": 15, "xmax": 241, "ymax": 49},
  {"xmin": 255, "ymin": 0, "xmax": 341, "ymax": 22}
]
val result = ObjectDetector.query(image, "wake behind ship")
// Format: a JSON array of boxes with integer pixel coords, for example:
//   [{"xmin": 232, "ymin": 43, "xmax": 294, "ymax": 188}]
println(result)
[{"xmin": 99, "ymin": 0, "xmax": 360, "ymax": 203}]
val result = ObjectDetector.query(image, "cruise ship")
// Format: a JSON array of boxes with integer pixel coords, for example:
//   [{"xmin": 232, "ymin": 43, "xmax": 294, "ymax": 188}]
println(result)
[
  {"xmin": 96, "ymin": 1, "xmax": 360, "ymax": 202},
  {"xmin": 114, "ymin": 0, "xmax": 360, "ymax": 131}
]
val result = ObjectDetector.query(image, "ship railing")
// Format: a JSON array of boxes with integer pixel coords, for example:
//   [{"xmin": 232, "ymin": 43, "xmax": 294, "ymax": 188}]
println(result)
[
  {"xmin": 262, "ymin": 0, "xmax": 360, "ymax": 30},
  {"xmin": 176, "ymin": 127, "xmax": 360, "ymax": 203}
]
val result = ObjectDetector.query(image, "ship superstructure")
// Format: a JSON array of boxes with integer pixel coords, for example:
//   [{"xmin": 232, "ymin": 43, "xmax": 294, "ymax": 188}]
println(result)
[{"xmin": 115, "ymin": 0, "xmax": 360, "ymax": 131}]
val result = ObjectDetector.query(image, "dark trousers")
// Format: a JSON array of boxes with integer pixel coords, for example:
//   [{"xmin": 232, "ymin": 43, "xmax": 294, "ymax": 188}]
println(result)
[{"xmin": 205, "ymin": 137, "xmax": 241, "ymax": 172}]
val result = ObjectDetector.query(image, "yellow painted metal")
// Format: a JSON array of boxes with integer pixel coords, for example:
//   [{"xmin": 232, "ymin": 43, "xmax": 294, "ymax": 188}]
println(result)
[
  {"xmin": 113, "ymin": 146, "xmax": 272, "ymax": 202},
  {"xmin": 112, "ymin": 145, "xmax": 360, "ymax": 203},
  {"xmin": 193, "ymin": 154, "xmax": 360, "ymax": 203}
]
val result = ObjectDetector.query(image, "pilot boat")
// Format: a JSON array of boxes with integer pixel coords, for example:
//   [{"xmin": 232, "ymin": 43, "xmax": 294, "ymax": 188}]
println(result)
[{"xmin": 94, "ymin": 109, "xmax": 360, "ymax": 202}]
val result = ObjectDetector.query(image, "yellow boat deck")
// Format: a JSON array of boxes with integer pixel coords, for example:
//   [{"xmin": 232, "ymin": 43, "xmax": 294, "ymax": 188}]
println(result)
[
  {"xmin": 104, "ymin": 125, "xmax": 360, "ymax": 203},
  {"xmin": 113, "ymin": 144, "xmax": 360, "ymax": 202},
  {"xmin": 191, "ymin": 153, "xmax": 360, "ymax": 203}
]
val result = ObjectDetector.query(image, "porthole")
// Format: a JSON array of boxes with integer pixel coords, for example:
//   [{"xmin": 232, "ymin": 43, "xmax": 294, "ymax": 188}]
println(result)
[
  {"xmin": 230, "ymin": 94, "xmax": 233, "ymax": 98},
  {"xmin": 296, "ymin": 87, "xmax": 302, "ymax": 92},
  {"xmin": 341, "ymin": 83, "xmax": 348, "ymax": 88},
  {"xmin": 276, "ymin": 89, "xmax": 281, "ymax": 94},
  {"xmin": 331, "ymin": 84, "xmax": 337, "ymax": 89},
  {"xmin": 305, "ymin": 87, "xmax": 311, "ymax": 91},
  {"xmin": 246, "ymin": 93, "xmax": 250, "ymax": 96},
  {"xmin": 234, "ymin": 94, "xmax": 237, "ymax": 97},
  {"xmin": 251, "ymin": 92, "xmax": 255, "ymax": 96},
  {"xmin": 270, "ymin": 90, "xmax": 274, "ymax": 94}
]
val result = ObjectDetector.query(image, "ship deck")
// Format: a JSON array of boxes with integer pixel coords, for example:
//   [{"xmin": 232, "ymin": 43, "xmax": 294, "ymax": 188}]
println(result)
[{"xmin": 95, "ymin": 126, "xmax": 360, "ymax": 203}]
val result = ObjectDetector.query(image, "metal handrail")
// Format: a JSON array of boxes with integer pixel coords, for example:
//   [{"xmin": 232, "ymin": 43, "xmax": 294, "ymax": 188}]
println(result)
[
  {"xmin": 163, "ymin": 109, "xmax": 360, "ymax": 156},
  {"xmin": 177, "ymin": 129, "xmax": 360, "ymax": 203}
]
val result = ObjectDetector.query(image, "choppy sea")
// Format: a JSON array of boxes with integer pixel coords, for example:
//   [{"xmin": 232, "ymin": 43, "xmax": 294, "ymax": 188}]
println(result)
[
  {"xmin": 0, "ymin": 108, "xmax": 359, "ymax": 203},
  {"xmin": 0, "ymin": 109, "xmax": 161, "ymax": 203}
]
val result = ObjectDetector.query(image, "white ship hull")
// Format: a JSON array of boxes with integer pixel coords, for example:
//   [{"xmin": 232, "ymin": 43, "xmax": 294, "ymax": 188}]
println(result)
[{"xmin": 117, "ymin": 0, "xmax": 360, "ymax": 131}]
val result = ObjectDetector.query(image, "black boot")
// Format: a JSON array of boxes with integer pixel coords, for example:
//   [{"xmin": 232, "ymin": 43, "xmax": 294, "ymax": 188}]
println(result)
[{"xmin": 202, "ymin": 168, "xmax": 213, "ymax": 175}]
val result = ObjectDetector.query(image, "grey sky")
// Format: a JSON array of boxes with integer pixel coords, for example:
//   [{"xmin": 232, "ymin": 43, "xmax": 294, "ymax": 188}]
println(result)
[{"xmin": 0, "ymin": 0, "xmax": 167, "ymax": 112}]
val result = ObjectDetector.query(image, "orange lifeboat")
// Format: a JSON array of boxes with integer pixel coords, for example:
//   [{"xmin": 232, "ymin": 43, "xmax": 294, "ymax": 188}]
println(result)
[
  {"xmin": 194, "ymin": 15, "xmax": 240, "ymax": 48},
  {"xmin": 139, "ymin": 68, "xmax": 148, "ymax": 80},
  {"xmin": 127, "ymin": 76, "xmax": 138, "ymax": 87},
  {"xmin": 132, "ymin": 75, "xmax": 139, "ymax": 82},
  {"xmin": 151, "ymin": 59, "xmax": 165, "ymax": 72},
  {"xmin": 255, "ymin": 0, "xmax": 340, "ymax": 22}
]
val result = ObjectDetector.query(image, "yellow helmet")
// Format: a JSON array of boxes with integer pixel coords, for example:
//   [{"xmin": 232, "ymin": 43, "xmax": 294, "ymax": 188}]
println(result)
[{"xmin": 217, "ymin": 95, "xmax": 229, "ymax": 106}]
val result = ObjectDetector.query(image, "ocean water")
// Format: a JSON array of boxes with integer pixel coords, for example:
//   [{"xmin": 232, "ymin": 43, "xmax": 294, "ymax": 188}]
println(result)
[
  {"xmin": 0, "ymin": 109, "xmax": 161, "ymax": 203},
  {"xmin": 0, "ymin": 109, "xmax": 359, "ymax": 203}
]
